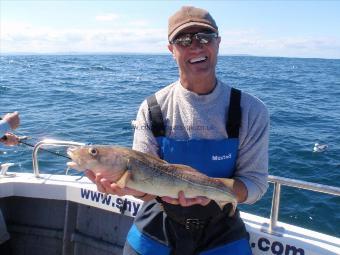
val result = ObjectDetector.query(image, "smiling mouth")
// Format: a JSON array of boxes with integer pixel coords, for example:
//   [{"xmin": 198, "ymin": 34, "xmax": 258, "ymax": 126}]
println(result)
[{"xmin": 189, "ymin": 56, "xmax": 208, "ymax": 64}]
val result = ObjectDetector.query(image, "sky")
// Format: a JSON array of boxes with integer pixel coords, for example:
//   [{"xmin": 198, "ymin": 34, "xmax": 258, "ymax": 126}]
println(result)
[{"xmin": 1, "ymin": 0, "xmax": 340, "ymax": 59}]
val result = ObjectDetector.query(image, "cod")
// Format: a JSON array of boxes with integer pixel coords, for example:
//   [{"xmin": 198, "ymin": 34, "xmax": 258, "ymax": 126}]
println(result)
[{"xmin": 67, "ymin": 145, "xmax": 237, "ymax": 215}]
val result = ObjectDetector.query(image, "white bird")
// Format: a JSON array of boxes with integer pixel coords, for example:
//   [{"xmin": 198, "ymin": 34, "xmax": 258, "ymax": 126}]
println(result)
[{"xmin": 313, "ymin": 143, "xmax": 328, "ymax": 153}]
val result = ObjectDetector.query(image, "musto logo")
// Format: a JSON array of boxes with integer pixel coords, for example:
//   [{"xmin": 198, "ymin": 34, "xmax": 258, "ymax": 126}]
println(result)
[
  {"xmin": 252, "ymin": 237, "xmax": 305, "ymax": 255},
  {"xmin": 212, "ymin": 153, "xmax": 232, "ymax": 161}
]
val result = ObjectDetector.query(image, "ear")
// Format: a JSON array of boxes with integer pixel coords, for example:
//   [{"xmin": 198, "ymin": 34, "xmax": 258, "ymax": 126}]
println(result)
[
  {"xmin": 168, "ymin": 43, "xmax": 173, "ymax": 53},
  {"xmin": 216, "ymin": 36, "xmax": 221, "ymax": 49},
  {"xmin": 216, "ymin": 36, "xmax": 221, "ymax": 45},
  {"xmin": 216, "ymin": 36, "xmax": 221, "ymax": 54},
  {"xmin": 168, "ymin": 44, "xmax": 176, "ymax": 59}
]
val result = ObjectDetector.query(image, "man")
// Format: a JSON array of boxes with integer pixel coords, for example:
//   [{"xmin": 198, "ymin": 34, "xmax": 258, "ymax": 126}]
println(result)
[
  {"xmin": 0, "ymin": 112, "xmax": 20, "ymax": 146},
  {"xmin": 88, "ymin": 6, "xmax": 269, "ymax": 254},
  {"xmin": 0, "ymin": 111, "xmax": 20, "ymax": 253}
]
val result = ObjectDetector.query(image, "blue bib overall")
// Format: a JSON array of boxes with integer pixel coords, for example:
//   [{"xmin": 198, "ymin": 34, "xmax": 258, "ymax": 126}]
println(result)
[{"xmin": 124, "ymin": 88, "xmax": 252, "ymax": 255}]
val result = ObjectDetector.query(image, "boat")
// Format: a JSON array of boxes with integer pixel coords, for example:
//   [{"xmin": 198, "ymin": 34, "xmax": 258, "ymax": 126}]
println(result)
[{"xmin": 1, "ymin": 139, "xmax": 339, "ymax": 255}]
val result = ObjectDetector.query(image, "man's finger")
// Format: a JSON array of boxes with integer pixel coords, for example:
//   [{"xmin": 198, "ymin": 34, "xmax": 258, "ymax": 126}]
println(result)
[
  {"xmin": 161, "ymin": 196, "xmax": 179, "ymax": 205},
  {"xmin": 96, "ymin": 180, "xmax": 106, "ymax": 193},
  {"xmin": 84, "ymin": 170, "xmax": 96, "ymax": 182},
  {"xmin": 178, "ymin": 191, "xmax": 188, "ymax": 206},
  {"xmin": 95, "ymin": 173, "xmax": 104, "ymax": 183},
  {"xmin": 100, "ymin": 178, "xmax": 114, "ymax": 194}
]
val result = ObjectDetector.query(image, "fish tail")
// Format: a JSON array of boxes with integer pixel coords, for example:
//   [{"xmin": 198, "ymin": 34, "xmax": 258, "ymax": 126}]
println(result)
[{"xmin": 216, "ymin": 201, "xmax": 237, "ymax": 217}]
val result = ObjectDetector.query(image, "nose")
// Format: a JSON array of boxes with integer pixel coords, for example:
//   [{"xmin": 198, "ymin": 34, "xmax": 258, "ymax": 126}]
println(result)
[{"xmin": 189, "ymin": 38, "xmax": 203, "ymax": 50}]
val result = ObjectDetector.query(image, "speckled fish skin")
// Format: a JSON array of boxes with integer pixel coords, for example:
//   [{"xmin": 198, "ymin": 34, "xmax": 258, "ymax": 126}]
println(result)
[{"xmin": 67, "ymin": 145, "xmax": 237, "ymax": 213}]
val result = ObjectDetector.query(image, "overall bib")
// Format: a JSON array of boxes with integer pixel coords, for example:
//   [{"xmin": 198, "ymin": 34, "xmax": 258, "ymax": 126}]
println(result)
[{"xmin": 124, "ymin": 88, "xmax": 252, "ymax": 255}]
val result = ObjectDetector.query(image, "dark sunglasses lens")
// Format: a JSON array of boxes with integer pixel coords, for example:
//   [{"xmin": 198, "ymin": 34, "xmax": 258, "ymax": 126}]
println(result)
[
  {"xmin": 195, "ymin": 33, "xmax": 217, "ymax": 44},
  {"xmin": 174, "ymin": 36, "xmax": 192, "ymax": 46},
  {"xmin": 180, "ymin": 38, "xmax": 192, "ymax": 46}
]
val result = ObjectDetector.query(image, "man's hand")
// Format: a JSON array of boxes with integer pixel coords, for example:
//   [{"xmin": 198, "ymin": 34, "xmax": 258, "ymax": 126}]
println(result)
[
  {"xmin": 3, "ymin": 112, "xmax": 20, "ymax": 130},
  {"xmin": 84, "ymin": 170, "xmax": 146, "ymax": 197},
  {"xmin": 0, "ymin": 133, "xmax": 19, "ymax": 146},
  {"xmin": 161, "ymin": 191, "xmax": 211, "ymax": 207}
]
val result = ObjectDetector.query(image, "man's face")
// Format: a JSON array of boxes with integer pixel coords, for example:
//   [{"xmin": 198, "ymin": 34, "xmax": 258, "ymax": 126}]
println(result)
[{"xmin": 168, "ymin": 27, "xmax": 221, "ymax": 83}]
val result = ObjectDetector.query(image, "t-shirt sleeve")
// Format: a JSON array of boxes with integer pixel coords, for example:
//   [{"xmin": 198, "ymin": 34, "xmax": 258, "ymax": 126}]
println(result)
[{"xmin": 234, "ymin": 96, "xmax": 270, "ymax": 204}]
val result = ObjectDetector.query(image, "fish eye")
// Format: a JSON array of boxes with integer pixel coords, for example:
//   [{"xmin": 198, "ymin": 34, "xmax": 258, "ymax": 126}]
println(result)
[{"xmin": 88, "ymin": 148, "xmax": 98, "ymax": 156}]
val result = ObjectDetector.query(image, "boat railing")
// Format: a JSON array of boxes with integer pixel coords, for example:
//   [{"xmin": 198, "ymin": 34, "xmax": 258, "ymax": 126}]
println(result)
[
  {"xmin": 266, "ymin": 175, "xmax": 340, "ymax": 235},
  {"xmin": 30, "ymin": 139, "xmax": 340, "ymax": 236},
  {"xmin": 32, "ymin": 139, "xmax": 85, "ymax": 177}
]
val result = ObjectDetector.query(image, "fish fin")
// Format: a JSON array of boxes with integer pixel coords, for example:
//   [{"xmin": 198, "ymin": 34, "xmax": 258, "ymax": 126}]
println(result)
[
  {"xmin": 170, "ymin": 163, "xmax": 198, "ymax": 171},
  {"xmin": 116, "ymin": 171, "xmax": 131, "ymax": 188},
  {"xmin": 216, "ymin": 201, "xmax": 237, "ymax": 217},
  {"xmin": 214, "ymin": 177, "xmax": 234, "ymax": 189},
  {"xmin": 169, "ymin": 163, "xmax": 208, "ymax": 176}
]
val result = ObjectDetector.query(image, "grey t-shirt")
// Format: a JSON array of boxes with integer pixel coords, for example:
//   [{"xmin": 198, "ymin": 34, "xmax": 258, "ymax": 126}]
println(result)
[{"xmin": 132, "ymin": 80, "xmax": 269, "ymax": 204}]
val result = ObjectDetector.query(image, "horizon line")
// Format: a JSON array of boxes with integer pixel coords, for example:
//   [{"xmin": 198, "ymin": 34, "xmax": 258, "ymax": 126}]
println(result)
[{"xmin": 1, "ymin": 52, "xmax": 339, "ymax": 60}]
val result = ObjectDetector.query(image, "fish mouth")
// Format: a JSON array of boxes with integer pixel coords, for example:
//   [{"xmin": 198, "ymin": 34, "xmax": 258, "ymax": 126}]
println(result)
[
  {"xmin": 66, "ymin": 146, "xmax": 83, "ymax": 171},
  {"xmin": 66, "ymin": 160, "xmax": 84, "ymax": 172},
  {"xmin": 188, "ymin": 56, "xmax": 208, "ymax": 64},
  {"xmin": 66, "ymin": 161, "xmax": 79, "ymax": 169},
  {"xmin": 66, "ymin": 147, "xmax": 76, "ymax": 160}
]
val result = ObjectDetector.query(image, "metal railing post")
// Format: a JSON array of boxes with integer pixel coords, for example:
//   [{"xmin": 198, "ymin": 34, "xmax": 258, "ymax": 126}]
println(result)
[
  {"xmin": 269, "ymin": 182, "xmax": 281, "ymax": 233},
  {"xmin": 33, "ymin": 139, "xmax": 85, "ymax": 178}
]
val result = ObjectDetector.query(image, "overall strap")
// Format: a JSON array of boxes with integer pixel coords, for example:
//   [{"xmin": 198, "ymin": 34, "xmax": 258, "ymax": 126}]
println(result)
[
  {"xmin": 146, "ymin": 95, "xmax": 166, "ymax": 137},
  {"xmin": 226, "ymin": 88, "xmax": 242, "ymax": 138}
]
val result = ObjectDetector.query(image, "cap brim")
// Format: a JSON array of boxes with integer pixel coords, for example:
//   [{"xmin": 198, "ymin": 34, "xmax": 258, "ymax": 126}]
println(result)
[{"xmin": 169, "ymin": 22, "xmax": 218, "ymax": 42}]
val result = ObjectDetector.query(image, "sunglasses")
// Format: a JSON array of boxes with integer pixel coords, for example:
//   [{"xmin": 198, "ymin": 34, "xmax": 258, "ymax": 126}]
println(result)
[{"xmin": 171, "ymin": 32, "xmax": 218, "ymax": 47}]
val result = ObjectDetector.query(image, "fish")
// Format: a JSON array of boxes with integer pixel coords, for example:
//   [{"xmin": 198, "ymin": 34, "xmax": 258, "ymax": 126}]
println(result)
[{"xmin": 67, "ymin": 145, "xmax": 237, "ymax": 215}]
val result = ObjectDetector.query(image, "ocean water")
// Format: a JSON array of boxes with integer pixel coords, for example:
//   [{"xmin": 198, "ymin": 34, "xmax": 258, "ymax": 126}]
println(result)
[{"xmin": 1, "ymin": 54, "xmax": 339, "ymax": 237}]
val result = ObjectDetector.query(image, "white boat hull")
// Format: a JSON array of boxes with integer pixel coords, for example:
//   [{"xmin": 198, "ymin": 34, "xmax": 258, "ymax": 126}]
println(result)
[{"xmin": 1, "ymin": 173, "xmax": 339, "ymax": 255}]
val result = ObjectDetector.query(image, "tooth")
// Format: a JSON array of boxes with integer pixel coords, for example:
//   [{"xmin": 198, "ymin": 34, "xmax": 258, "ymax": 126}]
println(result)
[{"xmin": 190, "ymin": 56, "xmax": 206, "ymax": 63}]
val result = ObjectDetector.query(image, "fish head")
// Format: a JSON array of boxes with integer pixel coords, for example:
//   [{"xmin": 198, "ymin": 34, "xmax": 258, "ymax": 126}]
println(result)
[{"xmin": 67, "ymin": 145, "xmax": 129, "ymax": 181}]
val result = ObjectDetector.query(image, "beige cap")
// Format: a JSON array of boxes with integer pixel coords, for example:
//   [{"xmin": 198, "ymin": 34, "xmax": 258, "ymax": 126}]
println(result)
[{"xmin": 168, "ymin": 6, "xmax": 218, "ymax": 42}]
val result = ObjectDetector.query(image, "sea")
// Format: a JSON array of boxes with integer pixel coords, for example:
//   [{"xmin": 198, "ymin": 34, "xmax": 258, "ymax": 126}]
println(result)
[{"xmin": 1, "ymin": 54, "xmax": 339, "ymax": 237}]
